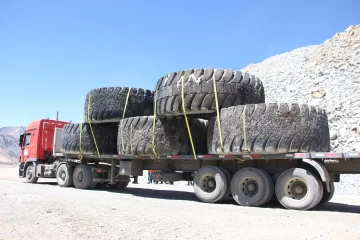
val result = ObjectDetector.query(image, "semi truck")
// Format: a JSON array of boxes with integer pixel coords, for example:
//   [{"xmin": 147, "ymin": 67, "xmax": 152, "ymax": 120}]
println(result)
[
  {"xmin": 15, "ymin": 67, "xmax": 360, "ymax": 211},
  {"xmin": 18, "ymin": 114, "xmax": 360, "ymax": 211}
]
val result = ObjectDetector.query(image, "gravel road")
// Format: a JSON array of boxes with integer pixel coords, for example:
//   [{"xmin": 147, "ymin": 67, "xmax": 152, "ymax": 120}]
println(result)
[{"xmin": 1, "ymin": 166, "xmax": 360, "ymax": 240}]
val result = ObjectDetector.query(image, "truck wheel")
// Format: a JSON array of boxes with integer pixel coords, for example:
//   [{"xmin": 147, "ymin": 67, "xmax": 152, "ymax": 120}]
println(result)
[
  {"xmin": 275, "ymin": 168, "xmax": 323, "ymax": 210},
  {"xmin": 319, "ymin": 180, "xmax": 335, "ymax": 205},
  {"xmin": 25, "ymin": 165, "xmax": 38, "ymax": 183},
  {"xmin": 230, "ymin": 167, "xmax": 274, "ymax": 207},
  {"xmin": 155, "ymin": 68, "xmax": 265, "ymax": 117},
  {"xmin": 117, "ymin": 116, "xmax": 207, "ymax": 156},
  {"xmin": 193, "ymin": 166, "xmax": 228, "ymax": 203},
  {"xmin": 84, "ymin": 87, "xmax": 154, "ymax": 123},
  {"xmin": 208, "ymin": 103, "xmax": 330, "ymax": 154},
  {"xmin": 73, "ymin": 164, "xmax": 93, "ymax": 189},
  {"xmin": 56, "ymin": 164, "xmax": 73, "ymax": 187},
  {"xmin": 217, "ymin": 166, "xmax": 232, "ymax": 201}
]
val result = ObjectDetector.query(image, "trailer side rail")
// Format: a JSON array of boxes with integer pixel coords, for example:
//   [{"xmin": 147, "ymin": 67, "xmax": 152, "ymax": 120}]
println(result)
[{"xmin": 63, "ymin": 151, "xmax": 360, "ymax": 161}]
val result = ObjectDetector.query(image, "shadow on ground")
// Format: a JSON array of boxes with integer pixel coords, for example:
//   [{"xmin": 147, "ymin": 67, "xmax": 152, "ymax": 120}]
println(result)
[{"xmin": 22, "ymin": 181, "xmax": 360, "ymax": 214}]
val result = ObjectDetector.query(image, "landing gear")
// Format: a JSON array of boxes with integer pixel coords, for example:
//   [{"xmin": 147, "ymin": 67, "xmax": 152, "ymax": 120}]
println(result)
[
  {"xmin": 25, "ymin": 165, "xmax": 38, "ymax": 183},
  {"xmin": 108, "ymin": 181, "xmax": 129, "ymax": 190}
]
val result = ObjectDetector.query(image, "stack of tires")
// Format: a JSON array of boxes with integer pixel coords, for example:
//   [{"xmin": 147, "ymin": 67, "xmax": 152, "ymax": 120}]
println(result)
[
  {"xmin": 60, "ymin": 67, "xmax": 331, "ymax": 211},
  {"xmin": 61, "ymin": 68, "xmax": 267, "ymax": 158}
]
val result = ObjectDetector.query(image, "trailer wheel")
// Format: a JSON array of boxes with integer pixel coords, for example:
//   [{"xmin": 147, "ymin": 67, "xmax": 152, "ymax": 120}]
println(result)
[
  {"xmin": 275, "ymin": 168, "xmax": 323, "ymax": 210},
  {"xmin": 230, "ymin": 168, "xmax": 274, "ymax": 207},
  {"xmin": 218, "ymin": 167, "xmax": 232, "ymax": 201},
  {"xmin": 319, "ymin": 180, "xmax": 335, "ymax": 205},
  {"xmin": 193, "ymin": 166, "xmax": 228, "ymax": 203},
  {"xmin": 25, "ymin": 165, "xmax": 38, "ymax": 183},
  {"xmin": 56, "ymin": 164, "xmax": 73, "ymax": 187},
  {"xmin": 73, "ymin": 164, "xmax": 93, "ymax": 189}
]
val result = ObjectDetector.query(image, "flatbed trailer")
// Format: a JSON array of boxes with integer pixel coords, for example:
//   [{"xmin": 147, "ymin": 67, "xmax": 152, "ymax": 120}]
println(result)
[
  {"xmin": 18, "ymin": 118, "xmax": 360, "ymax": 211},
  {"xmin": 34, "ymin": 148, "xmax": 360, "ymax": 210}
]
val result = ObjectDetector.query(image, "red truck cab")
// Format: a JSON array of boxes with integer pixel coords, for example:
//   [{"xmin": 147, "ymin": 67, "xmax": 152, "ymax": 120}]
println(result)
[{"xmin": 19, "ymin": 119, "xmax": 69, "ymax": 178}]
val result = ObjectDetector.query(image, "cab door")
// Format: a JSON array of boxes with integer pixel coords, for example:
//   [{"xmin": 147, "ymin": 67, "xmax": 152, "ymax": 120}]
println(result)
[{"xmin": 20, "ymin": 131, "xmax": 37, "ymax": 162}]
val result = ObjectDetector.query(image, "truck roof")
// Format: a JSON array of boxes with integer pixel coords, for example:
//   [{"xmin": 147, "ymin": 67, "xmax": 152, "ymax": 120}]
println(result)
[{"xmin": 25, "ymin": 119, "xmax": 69, "ymax": 132}]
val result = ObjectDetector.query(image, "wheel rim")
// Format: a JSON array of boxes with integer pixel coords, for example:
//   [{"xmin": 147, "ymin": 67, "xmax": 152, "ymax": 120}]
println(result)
[
  {"xmin": 26, "ymin": 167, "xmax": 33, "ymax": 181},
  {"xmin": 239, "ymin": 177, "xmax": 259, "ymax": 197},
  {"xmin": 284, "ymin": 177, "xmax": 308, "ymax": 200},
  {"xmin": 57, "ymin": 168, "xmax": 67, "ymax": 184},
  {"xmin": 199, "ymin": 174, "xmax": 216, "ymax": 193},
  {"xmin": 77, "ymin": 170, "xmax": 84, "ymax": 183}
]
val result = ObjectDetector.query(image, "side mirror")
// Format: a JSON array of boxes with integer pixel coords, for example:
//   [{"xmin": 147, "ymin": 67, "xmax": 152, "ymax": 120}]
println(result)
[{"xmin": 19, "ymin": 134, "xmax": 24, "ymax": 147}]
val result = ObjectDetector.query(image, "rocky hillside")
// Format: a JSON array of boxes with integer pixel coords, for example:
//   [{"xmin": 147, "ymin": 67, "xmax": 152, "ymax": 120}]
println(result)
[
  {"xmin": 242, "ymin": 24, "xmax": 360, "ymax": 153},
  {"xmin": 242, "ymin": 24, "xmax": 360, "ymax": 195},
  {"xmin": 0, "ymin": 127, "xmax": 25, "ymax": 165}
]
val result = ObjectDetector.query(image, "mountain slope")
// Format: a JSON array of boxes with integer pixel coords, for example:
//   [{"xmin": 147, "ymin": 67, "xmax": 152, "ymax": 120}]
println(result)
[
  {"xmin": 242, "ymin": 24, "xmax": 360, "ymax": 152},
  {"xmin": 0, "ymin": 127, "xmax": 25, "ymax": 165}
]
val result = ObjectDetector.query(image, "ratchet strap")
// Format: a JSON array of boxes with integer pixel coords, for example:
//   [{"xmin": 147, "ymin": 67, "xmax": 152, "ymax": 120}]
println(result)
[
  {"xmin": 212, "ymin": 70, "xmax": 249, "ymax": 161},
  {"xmin": 79, "ymin": 122, "xmax": 83, "ymax": 160},
  {"xmin": 181, "ymin": 71, "xmax": 197, "ymax": 160},
  {"xmin": 87, "ymin": 94, "xmax": 101, "ymax": 158},
  {"xmin": 148, "ymin": 88, "xmax": 158, "ymax": 159},
  {"xmin": 120, "ymin": 87, "xmax": 132, "ymax": 154},
  {"xmin": 212, "ymin": 74, "xmax": 225, "ymax": 152},
  {"xmin": 130, "ymin": 122, "xmax": 133, "ymax": 154},
  {"xmin": 242, "ymin": 105, "xmax": 249, "ymax": 152}
]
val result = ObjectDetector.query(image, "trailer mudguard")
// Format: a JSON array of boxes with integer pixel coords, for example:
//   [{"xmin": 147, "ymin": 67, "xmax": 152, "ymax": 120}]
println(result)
[{"xmin": 302, "ymin": 158, "xmax": 331, "ymax": 192}]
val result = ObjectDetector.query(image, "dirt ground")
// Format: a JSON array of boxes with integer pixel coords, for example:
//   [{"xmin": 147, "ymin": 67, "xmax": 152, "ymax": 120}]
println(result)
[{"xmin": 1, "ymin": 165, "xmax": 360, "ymax": 240}]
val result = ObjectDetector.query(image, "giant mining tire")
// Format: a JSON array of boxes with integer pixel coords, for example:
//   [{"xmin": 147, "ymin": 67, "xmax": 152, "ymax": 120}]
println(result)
[
  {"xmin": 117, "ymin": 116, "xmax": 207, "ymax": 156},
  {"xmin": 83, "ymin": 87, "xmax": 154, "ymax": 123},
  {"xmin": 61, "ymin": 123, "xmax": 118, "ymax": 155},
  {"xmin": 155, "ymin": 68, "xmax": 265, "ymax": 118},
  {"xmin": 208, "ymin": 103, "xmax": 330, "ymax": 154}
]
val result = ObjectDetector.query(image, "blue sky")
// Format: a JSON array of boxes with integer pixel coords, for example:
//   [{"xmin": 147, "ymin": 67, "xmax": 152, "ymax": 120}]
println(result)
[{"xmin": 0, "ymin": 0, "xmax": 359, "ymax": 127}]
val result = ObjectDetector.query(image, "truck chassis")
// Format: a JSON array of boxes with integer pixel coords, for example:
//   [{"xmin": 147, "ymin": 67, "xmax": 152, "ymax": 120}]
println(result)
[{"xmin": 20, "ymin": 149, "xmax": 360, "ymax": 211}]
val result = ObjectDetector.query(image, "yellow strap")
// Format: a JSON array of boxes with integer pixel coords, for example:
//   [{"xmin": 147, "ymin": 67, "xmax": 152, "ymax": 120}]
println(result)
[
  {"xmin": 130, "ymin": 122, "xmax": 133, "ymax": 154},
  {"xmin": 212, "ymin": 72, "xmax": 225, "ymax": 152},
  {"xmin": 79, "ymin": 122, "xmax": 83, "ymax": 160},
  {"xmin": 242, "ymin": 105, "xmax": 248, "ymax": 152},
  {"xmin": 149, "ymin": 88, "xmax": 158, "ymax": 159},
  {"xmin": 181, "ymin": 71, "xmax": 197, "ymax": 160},
  {"xmin": 213, "ymin": 70, "xmax": 247, "ymax": 161},
  {"xmin": 87, "ymin": 94, "xmax": 101, "ymax": 158},
  {"xmin": 120, "ymin": 87, "xmax": 132, "ymax": 154}
]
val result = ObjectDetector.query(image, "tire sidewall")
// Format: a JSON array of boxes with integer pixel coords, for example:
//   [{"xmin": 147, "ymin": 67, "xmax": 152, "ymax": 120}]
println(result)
[
  {"xmin": 56, "ymin": 164, "xmax": 73, "ymax": 187},
  {"xmin": 230, "ymin": 168, "xmax": 268, "ymax": 206},
  {"xmin": 25, "ymin": 165, "xmax": 38, "ymax": 183},
  {"xmin": 193, "ymin": 166, "xmax": 227, "ymax": 203},
  {"xmin": 73, "ymin": 164, "xmax": 92, "ymax": 189},
  {"xmin": 275, "ymin": 168, "xmax": 319, "ymax": 210}
]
